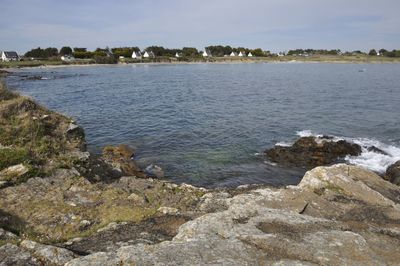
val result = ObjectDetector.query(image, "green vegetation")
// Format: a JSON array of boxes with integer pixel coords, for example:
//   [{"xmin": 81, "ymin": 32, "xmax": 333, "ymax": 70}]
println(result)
[
  {"xmin": 0, "ymin": 148, "xmax": 29, "ymax": 170},
  {"xmin": 25, "ymin": 47, "xmax": 59, "ymax": 59},
  {"xmin": 59, "ymin": 46, "xmax": 73, "ymax": 56}
]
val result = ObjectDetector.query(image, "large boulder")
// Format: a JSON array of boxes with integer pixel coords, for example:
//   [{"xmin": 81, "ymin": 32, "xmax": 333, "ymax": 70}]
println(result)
[
  {"xmin": 386, "ymin": 160, "xmax": 400, "ymax": 185},
  {"xmin": 265, "ymin": 136, "xmax": 361, "ymax": 168}
]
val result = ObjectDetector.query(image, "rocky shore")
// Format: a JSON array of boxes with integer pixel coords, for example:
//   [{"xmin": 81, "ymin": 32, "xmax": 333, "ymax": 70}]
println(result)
[{"xmin": 1, "ymin": 81, "xmax": 400, "ymax": 265}]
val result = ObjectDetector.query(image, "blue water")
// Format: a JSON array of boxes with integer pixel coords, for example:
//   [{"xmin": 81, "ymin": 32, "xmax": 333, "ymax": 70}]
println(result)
[{"xmin": 5, "ymin": 63, "xmax": 400, "ymax": 187}]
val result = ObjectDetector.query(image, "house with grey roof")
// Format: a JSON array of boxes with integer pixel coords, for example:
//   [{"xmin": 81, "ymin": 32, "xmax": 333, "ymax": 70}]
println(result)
[
  {"xmin": 132, "ymin": 51, "xmax": 142, "ymax": 59},
  {"xmin": 143, "ymin": 51, "xmax": 155, "ymax": 58},
  {"xmin": 1, "ymin": 51, "xmax": 19, "ymax": 61}
]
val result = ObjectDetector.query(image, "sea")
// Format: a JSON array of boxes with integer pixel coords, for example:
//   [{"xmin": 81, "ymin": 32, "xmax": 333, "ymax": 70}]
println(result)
[{"xmin": 5, "ymin": 62, "xmax": 400, "ymax": 187}]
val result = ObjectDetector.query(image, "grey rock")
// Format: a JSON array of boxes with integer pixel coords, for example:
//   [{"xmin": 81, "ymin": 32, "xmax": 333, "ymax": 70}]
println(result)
[
  {"xmin": 0, "ymin": 244, "xmax": 38, "ymax": 266},
  {"xmin": 20, "ymin": 240, "xmax": 77, "ymax": 265},
  {"xmin": 66, "ymin": 164, "xmax": 400, "ymax": 265},
  {"xmin": 0, "ymin": 228, "xmax": 18, "ymax": 240}
]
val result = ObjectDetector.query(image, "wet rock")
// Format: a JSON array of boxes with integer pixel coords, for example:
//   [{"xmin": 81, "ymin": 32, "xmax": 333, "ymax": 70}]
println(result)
[
  {"xmin": 102, "ymin": 145, "xmax": 145, "ymax": 177},
  {"xmin": 386, "ymin": 160, "xmax": 400, "ymax": 185},
  {"xmin": 145, "ymin": 164, "xmax": 164, "ymax": 178},
  {"xmin": 24, "ymin": 75, "xmax": 43, "ymax": 80},
  {"xmin": 20, "ymin": 240, "xmax": 77, "ymax": 265},
  {"xmin": 367, "ymin": 146, "xmax": 389, "ymax": 155},
  {"xmin": 265, "ymin": 136, "xmax": 361, "ymax": 168}
]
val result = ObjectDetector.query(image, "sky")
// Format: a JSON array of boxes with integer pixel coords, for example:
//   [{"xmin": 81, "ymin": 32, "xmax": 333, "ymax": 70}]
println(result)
[{"xmin": 0, "ymin": 0, "xmax": 399, "ymax": 53}]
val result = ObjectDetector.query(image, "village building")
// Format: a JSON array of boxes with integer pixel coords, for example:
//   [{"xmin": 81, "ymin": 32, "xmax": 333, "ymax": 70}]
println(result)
[
  {"xmin": 1, "ymin": 51, "xmax": 19, "ymax": 61},
  {"xmin": 238, "ymin": 51, "xmax": 246, "ymax": 57},
  {"xmin": 132, "ymin": 51, "xmax": 142, "ymax": 59},
  {"xmin": 60, "ymin": 55, "xmax": 75, "ymax": 62},
  {"xmin": 143, "ymin": 51, "xmax": 155, "ymax": 58},
  {"xmin": 202, "ymin": 50, "xmax": 212, "ymax": 57},
  {"xmin": 248, "ymin": 52, "xmax": 253, "ymax": 57},
  {"xmin": 230, "ymin": 51, "xmax": 238, "ymax": 57}
]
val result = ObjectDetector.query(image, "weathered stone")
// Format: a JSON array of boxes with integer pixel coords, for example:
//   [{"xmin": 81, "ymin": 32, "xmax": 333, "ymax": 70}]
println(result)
[
  {"xmin": 66, "ymin": 164, "xmax": 400, "ymax": 265},
  {"xmin": 265, "ymin": 136, "xmax": 362, "ymax": 168},
  {"xmin": 157, "ymin": 207, "xmax": 179, "ymax": 215},
  {"xmin": 386, "ymin": 160, "xmax": 400, "ymax": 185},
  {"xmin": 0, "ymin": 244, "xmax": 39, "ymax": 266},
  {"xmin": 0, "ymin": 228, "xmax": 18, "ymax": 240},
  {"xmin": 0, "ymin": 164, "xmax": 29, "ymax": 182},
  {"xmin": 20, "ymin": 240, "xmax": 77, "ymax": 265}
]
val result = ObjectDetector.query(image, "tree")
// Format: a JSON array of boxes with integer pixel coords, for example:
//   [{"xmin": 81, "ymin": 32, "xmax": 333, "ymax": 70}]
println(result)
[
  {"xmin": 251, "ymin": 48, "xmax": 265, "ymax": 57},
  {"xmin": 111, "ymin": 47, "xmax": 140, "ymax": 57},
  {"xmin": 368, "ymin": 49, "xmax": 377, "ymax": 56},
  {"xmin": 73, "ymin": 48, "xmax": 87, "ymax": 53},
  {"xmin": 182, "ymin": 47, "xmax": 199, "ymax": 57},
  {"xmin": 60, "ymin": 46, "xmax": 73, "ymax": 56},
  {"xmin": 25, "ymin": 47, "xmax": 58, "ymax": 58},
  {"xmin": 379, "ymin": 49, "xmax": 388, "ymax": 56}
]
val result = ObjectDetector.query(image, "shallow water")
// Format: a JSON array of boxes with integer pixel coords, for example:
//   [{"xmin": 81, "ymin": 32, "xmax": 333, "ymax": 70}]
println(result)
[{"xmin": 6, "ymin": 63, "xmax": 400, "ymax": 187}]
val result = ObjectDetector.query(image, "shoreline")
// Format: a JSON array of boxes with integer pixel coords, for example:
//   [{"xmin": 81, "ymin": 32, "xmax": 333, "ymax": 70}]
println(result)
[{"xmin": 2, "ymin": 57, "xmax": 400, "ymax": 71}]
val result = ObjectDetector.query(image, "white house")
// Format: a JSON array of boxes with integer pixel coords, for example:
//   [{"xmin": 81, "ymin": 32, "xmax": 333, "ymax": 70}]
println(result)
[
  {"xmin": 248, "ymin": 52, "xmax": 253, "ymax": 57},
  {"xmin": 202, "ymin": 50, "xmax": 211, "ymax": 57},
  {"xmin": 132, "ymin": 51, "xmax": 142, "ymax": 59},
  {"xmin": 238, "ymin": 51, "xmax": 246, "ymax": 57},
  {"xmin": 230, "ymin": 51, "xmax": 238, "ymax": 57},
  {"xmin": 60, "ymin": 55, "xmax": 75, "ymax": 62},
  {"xmin": 1, "ymin": 51, "xmax": 19, "ymax": 61},
  {"xmin": 175, "ymin": 52, "xmax": 182, "ymax": 58},
  {"xmin": 143, "ymin": 51, "xmax": 155, "ymax": 58}
]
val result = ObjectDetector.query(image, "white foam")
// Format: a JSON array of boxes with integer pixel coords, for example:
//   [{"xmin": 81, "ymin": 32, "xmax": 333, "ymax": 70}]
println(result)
[
  {"xmin": 345, "ymin": 137, "xmax": 400, "ymax": 173},
  {"xmin": 275, "ymin": 141, "xmax": 292, "ymax": 147},
  {"xmin": 292, "ymin": 130, "xmax": 400, "ymax": 173},
  {"xmin": 296, "ymin": 130, "xmax": 322, "ymax": 138}
]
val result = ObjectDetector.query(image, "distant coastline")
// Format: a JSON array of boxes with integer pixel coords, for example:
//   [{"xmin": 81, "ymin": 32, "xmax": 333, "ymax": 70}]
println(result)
[{"xmin": 2, "ymin": 55, "xmax": 400, "ymax": 70}]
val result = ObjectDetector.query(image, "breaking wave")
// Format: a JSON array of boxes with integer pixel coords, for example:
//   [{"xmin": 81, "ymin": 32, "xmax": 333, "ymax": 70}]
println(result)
[{"xmin": 275, "ymin": 130, "xmax": 400, "ymax": 173}]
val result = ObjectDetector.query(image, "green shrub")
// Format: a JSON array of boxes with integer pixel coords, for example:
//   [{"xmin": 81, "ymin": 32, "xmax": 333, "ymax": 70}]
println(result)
[{"xmin": 0, "ymin": 148, "xmax": 29, "ymax": 170}]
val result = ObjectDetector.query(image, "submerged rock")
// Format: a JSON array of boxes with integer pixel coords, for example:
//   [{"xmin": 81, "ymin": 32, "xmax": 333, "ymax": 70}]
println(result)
[
  {"xmin": 386, "ymin": 160, "xmax": 400, "ymax": 185},
  {"xmin": 265, "ymin": 136, "xmax": 361, "ymax": 168},
  {"xmin": 145, "ymin": 164, "xmax": 164, "ymax": 178},
  {"xmin": 102, "ymin": 145, "xmax": 145, "ymax": 178}
]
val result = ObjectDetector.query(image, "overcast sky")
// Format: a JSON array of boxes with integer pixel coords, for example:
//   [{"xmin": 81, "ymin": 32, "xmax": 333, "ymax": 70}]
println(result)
[{"xmin": 1, "ymin": 0, "xmax": 399, "ymax": 53}]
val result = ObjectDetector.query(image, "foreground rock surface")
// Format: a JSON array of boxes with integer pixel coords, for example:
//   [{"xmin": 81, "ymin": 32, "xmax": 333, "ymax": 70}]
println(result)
[
  {"xmin": 265, "ymin": 136, "xmax": 362, "ymax": 168},
  {"xmin": 66, "ymin": 164, "xmax": 400, "ymax": 265}
]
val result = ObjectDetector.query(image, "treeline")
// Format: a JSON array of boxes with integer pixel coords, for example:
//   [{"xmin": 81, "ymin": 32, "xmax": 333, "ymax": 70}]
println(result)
[
  {"xmin": 205, "ymin": 45, "xmax": 268, "ymax": 57},
  {"xmin": 23, "ymin": 46, "xmax": 400, "ymax": 59},
  {"xmin": 286, "ymin": 48, "xmax": 400, "ymax": 57},
  {"xmin": 287, "ymin": 49, "xmax": 341, "ymax": 55}
]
